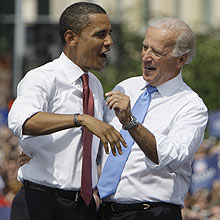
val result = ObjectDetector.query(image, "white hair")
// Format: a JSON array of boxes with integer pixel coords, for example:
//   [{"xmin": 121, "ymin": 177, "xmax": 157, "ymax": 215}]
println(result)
[{"xmin": 148, "ymin": 17, "xmax": 196, "ymax": 64}]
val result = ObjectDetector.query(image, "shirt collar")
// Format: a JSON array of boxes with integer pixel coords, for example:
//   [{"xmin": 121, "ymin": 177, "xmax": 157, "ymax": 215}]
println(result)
[
  {"xmin": 59, "ymin": 52, "xmax": 86, "ymax": 84},
  {"xmin": 157, "ymin": 72, "xmax": 183, "ymax": 97},
  {"xmin": 141, "ymin": 72, "xmax": 183, "ymax": 97}
]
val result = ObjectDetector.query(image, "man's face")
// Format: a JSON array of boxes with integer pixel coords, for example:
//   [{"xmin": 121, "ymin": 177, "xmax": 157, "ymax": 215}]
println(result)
[
  {"xmin": 74, "ymin": 13, "xmax": 113, "ymax": 72},
  {"xmin": 142, "ymin": 27, "xmax": 181, "ymax": 86}
]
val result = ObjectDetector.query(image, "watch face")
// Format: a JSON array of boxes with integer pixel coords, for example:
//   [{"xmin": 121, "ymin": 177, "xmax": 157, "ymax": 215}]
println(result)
[{"xmin": 123, "ymin": 115, "xmax": 138, "ymax": 130}]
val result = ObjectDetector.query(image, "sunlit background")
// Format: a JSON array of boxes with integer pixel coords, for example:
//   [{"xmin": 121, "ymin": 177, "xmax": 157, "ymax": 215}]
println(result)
[{"xmin": 0, "ymin": 0, "xmax": 220, "ymax": 219}]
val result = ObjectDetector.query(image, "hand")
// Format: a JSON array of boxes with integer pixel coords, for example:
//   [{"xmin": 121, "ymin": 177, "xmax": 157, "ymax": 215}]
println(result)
[
  {"xmin": 19, "ymin": 151, "xmax": 31, "ymax": 167},
  {"xmin": 105, "ymin": 91, "xmax": 132, "ymax": 126},
  {"xmin": 77, "ymin": 114, "xmax": 127, "ymax": 156},
  {"xmin": 93, "ymin": 188, "xmax": 101, "ymax": 211}
]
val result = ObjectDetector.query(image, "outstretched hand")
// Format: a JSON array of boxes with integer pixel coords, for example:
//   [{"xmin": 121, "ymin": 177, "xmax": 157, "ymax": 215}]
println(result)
[{"xmin": 78, "ymin": 114, "xmax": 127, "ymax": 156}]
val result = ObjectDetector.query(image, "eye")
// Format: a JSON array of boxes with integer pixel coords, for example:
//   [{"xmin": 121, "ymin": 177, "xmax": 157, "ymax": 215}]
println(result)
[
  {"xmin": 95, "ymin": 31, "xmax": 107, "ymax": 39},
  {"xmin": 152, "ymin": 49, "xmax": 163, "ymax": 57},
  {"xmin": 154, "ymin": 51, "xmax": 162, "ymax": 57},
  {"xmin": 143, "ymin": 45, "xmax": 148, "ymax": 51}
]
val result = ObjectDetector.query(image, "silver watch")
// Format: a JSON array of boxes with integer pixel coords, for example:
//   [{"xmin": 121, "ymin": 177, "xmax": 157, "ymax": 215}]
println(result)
[{"xmin": 122, "ymin": 115, "xmax": 138, "ymax": 130}]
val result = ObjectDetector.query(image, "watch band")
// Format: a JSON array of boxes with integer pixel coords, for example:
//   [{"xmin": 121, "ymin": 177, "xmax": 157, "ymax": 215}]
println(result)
[
  {"xmin": 73, "ymin": 113, "xmax": 81, "ymax": 127},
  {"xmin": 122, "ymin": 115, "xmax": 138, "ymax": 130}
]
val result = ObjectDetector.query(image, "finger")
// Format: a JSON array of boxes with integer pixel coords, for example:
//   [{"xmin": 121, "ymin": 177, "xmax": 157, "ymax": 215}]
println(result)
[
  {"xmin": 106, "ymin": 96, "xmax": 125, "ymax": 110},
  {"xmin": 110, "ymin": 129, "xmax": 128, "ymax": 154},
  {"xmin": 117, "ymin": 132, "xmax": 127, "ymax": 148},
  {"xmin": 19, "ymin": 158, "xmax": 29, "ymax": 166},
  {"xmin": 105, "ymin": 95, "xmax": 118, "ymax": 107},
  {"xmin": 105, "ymin": 91, "xmax": 122, "ymax": 97},
  {"xmin": 110, "ymin": 142, "xmax": 118, "ymax": 156},
  {"xmin": 107, "ymin": 130, "xmax": 124, "ymax": 155},
  {"xmin": 19, "ymin": 156, "xmax": 30, "ymax": 164},
  {"xmin": 105, "ymin": 133, "xmax": 120, "ymax": 156},
  {"xmin": 19, "ymin": 162, "xmax": 25, "ymax": 167},
  {"xmin": 20, "ymin": 151, "xmax": 25, "ymax": 156},
  {"xmin": 107, "ymin": 99, "xmax": 119, "ymax": 110},
  {"xmin": 104, "ymin": 133, "xmax": 117, "ymax": 156},
  {"xmin": 18, "ymin": 158, "xmax": 22, "ymax": 164},
  {"xmin": 104, "ymin": 143, "xmax": 109, "ymax": 155},
  {"xmin": 101, "ymin": 137, "xmax": 109, "ymax": 155},
  {"xmin": 115, "ymin": 141, "xmax": 123, "ymax": 155},
  {"xmin": 105, "ymin": 91, "xmax": 117, "ymax": 97},
  {"xmin": 25, "ymin": 156, "xmax": 31, "ymax": 162}
]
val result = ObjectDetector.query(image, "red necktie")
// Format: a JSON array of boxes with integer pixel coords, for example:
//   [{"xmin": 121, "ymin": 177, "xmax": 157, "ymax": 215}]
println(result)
[{"xmin": 81, "ymin": 74, "xmax": 94, "ymax": 206}]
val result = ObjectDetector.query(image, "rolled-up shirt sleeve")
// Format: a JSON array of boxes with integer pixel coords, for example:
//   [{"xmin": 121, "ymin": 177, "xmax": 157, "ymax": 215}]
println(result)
[
  {"xmin": 145, "ymin": 102, "xmax": 208, "ymax": 170},
  {"xmin": 8, "ymin": 70, "xmax": 51, "ymax": 139}
]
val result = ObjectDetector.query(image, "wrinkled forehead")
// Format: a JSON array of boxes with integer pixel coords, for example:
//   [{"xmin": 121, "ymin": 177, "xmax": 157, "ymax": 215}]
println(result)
[{"xmin": 144, "ymin": 27, "xmax": 180, "ymax": 49}]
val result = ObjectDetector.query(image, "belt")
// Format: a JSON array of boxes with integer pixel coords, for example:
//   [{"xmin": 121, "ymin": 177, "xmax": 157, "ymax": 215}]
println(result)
[
  {"xmin": 23, "ymin": 180, "xmax": 81, "ymax": 202},
  {"xmin": 102, "ymin": 201, "xmax": 180, "ymax": 214}
]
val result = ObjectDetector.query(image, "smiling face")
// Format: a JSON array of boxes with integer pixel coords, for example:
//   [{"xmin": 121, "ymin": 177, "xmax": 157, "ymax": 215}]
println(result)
[
  {"xmin": 142, "ymin": 27, "xmax": 183, "ymax": 86},
  {"xmin": 67, "ymin": 13, "xmax": 113, "ymax": 72}
]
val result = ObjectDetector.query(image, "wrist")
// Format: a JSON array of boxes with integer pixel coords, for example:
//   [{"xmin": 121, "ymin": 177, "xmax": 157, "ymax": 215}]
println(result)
[
  {"xmin": 73, "ymin": 113, "xmax": 81, "ymax": 127},
  {"xmin": 76, "ymin": 114, "xmax": 89, "ymax": 127},
  {"xmin": 122, "ymin": 115, "xmax": 138, "ymax": 130}
]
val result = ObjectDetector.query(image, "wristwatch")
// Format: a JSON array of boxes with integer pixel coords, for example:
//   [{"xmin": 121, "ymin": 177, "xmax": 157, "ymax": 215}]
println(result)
[
  {"xmin": 73, "ymin": 113, "xmax": 81, "ymax": 127},
  {"xmin": 122, "ymin": 115, "xmax": 138, "ymax": 130}
]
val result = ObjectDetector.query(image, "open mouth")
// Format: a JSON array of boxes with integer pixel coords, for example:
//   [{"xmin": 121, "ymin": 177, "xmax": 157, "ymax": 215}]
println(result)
[
  {"xmin": 100, "ymin": 50, "xmax": 109, "ymax": 59},
  {"xmin": 100, "ymin": 53, "xmax": 107, "ymax": 59},
  {"xmin": 145, "ymin": 67, "xmax": 156, "ymax": 71}
]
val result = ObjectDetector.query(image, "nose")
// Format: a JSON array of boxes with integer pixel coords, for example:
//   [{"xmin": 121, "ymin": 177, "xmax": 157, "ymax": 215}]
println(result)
[
  {"xmin": 142, "ymin": 49, "xmax": 153, "ymax": 62},
  {"xmin": 104, "ymin": 34, "xmax": 113, "ymax": 46}
]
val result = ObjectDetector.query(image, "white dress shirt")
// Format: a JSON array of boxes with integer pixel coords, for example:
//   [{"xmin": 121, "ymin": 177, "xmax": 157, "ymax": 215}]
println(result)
[
  {"xmin": 8, "ymin": 52, "xmax": 104, "ymax": 190},
  {"xmin": 102, "ymin": 73, "xmax": 208, "ymax": 207}
]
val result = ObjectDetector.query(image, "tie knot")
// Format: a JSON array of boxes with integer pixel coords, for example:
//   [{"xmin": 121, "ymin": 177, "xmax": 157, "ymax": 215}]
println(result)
[
  {"xmin": 81, "ymin": 74, "xmax": 89, "ymax": 87},
  {"xmin": 147, "ymin": 85, "xmax": 157, "ymax": 94}
]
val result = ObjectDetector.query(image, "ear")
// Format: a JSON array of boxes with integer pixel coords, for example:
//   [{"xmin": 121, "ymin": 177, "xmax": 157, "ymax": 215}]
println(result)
[
  {"xmin": 177, "ymin": 53, "xmax": 187, "ymax": 68},
  {"xmin": 64, "ymin": 30, "xmax": 78, "ymax": 46}
]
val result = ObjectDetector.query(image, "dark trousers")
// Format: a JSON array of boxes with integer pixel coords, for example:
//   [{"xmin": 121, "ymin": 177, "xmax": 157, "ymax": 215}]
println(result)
[
  {"xmin": 10, "ymin": 187, "xmax": 97, "ymax": 220},
  {"xmin": 99, "ymin": 203, "xmax": 182, "ymax": 220}
]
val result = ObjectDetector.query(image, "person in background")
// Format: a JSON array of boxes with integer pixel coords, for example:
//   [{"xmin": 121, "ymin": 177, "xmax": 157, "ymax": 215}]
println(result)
[
  {"xmin": 97, "ymin": 17, "xmax": 208, "ymax": 220},
  {"xmin": 8, "ymin": 2, "xmax": 127, "ymax": 220}
]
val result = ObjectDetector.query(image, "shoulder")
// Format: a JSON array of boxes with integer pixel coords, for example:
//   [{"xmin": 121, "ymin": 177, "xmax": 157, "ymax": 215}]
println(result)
[
  {"xmin": 117, "ymin": 76, "xmax": 144, "ymax": 87},
  {"xmin": 113, "ymin": 76, "xmax": 144, "ymax": 93},
  {"xmin": 18, "ymin": 59, "xmax": 62, "ymax": 92},
  {"xmin": 22, "ymin": 58, "xmax": 61, "ymax": 83},
  {"xmin": 182, "ymin": 83, "xmax": 207, "ymax": 109},
  {"xmin": 174, "ymin": 83, "xmax": 208, "ymax": 117}
]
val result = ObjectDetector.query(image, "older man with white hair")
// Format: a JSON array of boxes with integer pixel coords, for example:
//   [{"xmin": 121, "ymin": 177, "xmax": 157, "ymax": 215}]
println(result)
[{"xmin": 97, "ymin": 17, "xmax": 208, "ymax": 220}]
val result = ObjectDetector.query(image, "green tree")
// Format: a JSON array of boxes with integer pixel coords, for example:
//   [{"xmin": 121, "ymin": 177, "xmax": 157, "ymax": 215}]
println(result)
[{"xmin": 183, "ymin": 29, "xmax": 220, "ymax": 111}]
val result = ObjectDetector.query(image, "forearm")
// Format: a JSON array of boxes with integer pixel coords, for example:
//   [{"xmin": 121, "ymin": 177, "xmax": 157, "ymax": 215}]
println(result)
[
  {"xmin": 23, "ymin": 112, "xmax": 75, "ymax": 135},
  {"xmin": 105, "ymin": 90, "xmax": 158, "ymax": 163},
  {"xmin": 23, "ymin": 112, "xmax": 127, "ymax": 155},
  {"xmin": 128, "ymin": 123, "xmax": 159, "ymax": 164}
]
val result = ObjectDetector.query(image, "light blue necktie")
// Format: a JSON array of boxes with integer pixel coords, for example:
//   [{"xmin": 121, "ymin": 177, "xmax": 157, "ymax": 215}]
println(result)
[{"xmin": 97, "ymin": 85, "xmax": 157, "ymax": 199}]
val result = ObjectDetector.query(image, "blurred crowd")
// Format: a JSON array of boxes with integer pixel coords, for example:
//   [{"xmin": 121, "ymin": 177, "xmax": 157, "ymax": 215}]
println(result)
[
  {"xmin": 0, "ymin": 125, "xmax": 220, "ymax": 219},
  {"xmin": 182, "ymin": 138, "xmax": 220, "ymax": 220},
  {"xmin": 0, "ymin": 126, "xmax": 22, "ymax": 208}
]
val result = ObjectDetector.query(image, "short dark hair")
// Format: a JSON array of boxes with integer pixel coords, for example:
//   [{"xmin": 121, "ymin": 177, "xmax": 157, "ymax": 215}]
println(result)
[{"xmin": 59, "ymin": 2, "xmax": 106, "ymax": 45}]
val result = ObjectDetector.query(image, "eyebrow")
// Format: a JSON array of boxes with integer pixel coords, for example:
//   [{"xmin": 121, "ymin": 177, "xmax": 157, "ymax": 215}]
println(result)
[
  {"xmin": 142, "ymin": 42, "xmax": 168, "ymax": 55},
  {"xmin": 92, "ymin": 29, "xmax": 111, "ymax": 38}
]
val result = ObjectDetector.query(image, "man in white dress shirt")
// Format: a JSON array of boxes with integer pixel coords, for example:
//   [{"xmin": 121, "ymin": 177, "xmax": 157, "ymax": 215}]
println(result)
[
  {"xmin": 98, "ymin": 17, "xmax": 208, "ymax": 220},
  {"xmin": 8, "ymin": 2, "xmax": 126, "ymax": 220}
]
